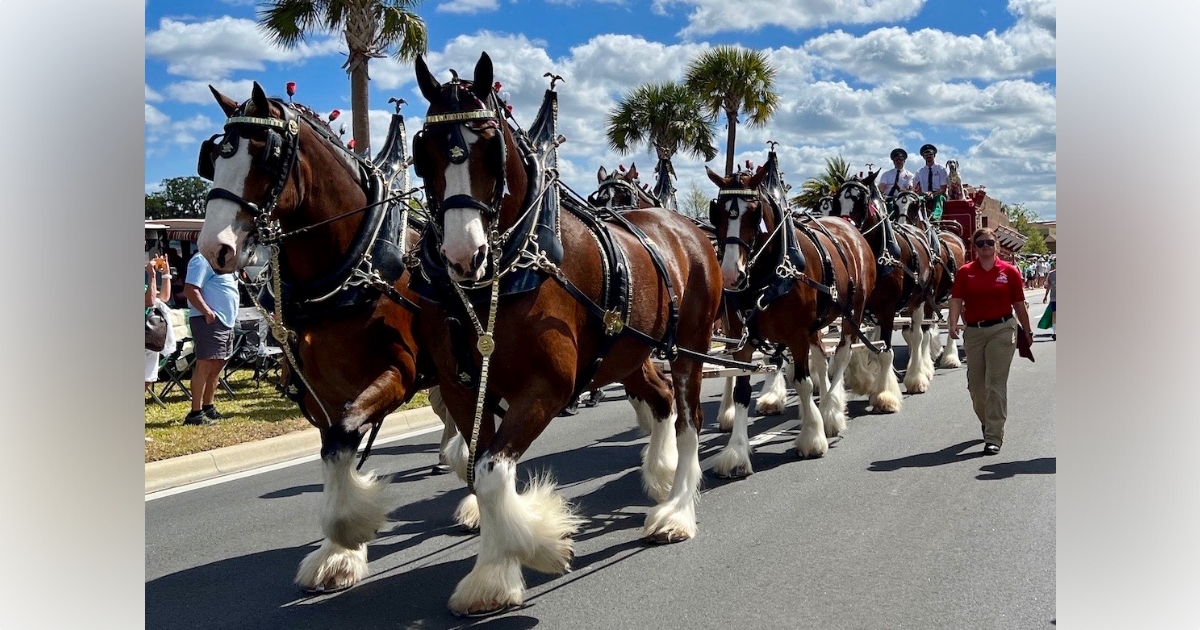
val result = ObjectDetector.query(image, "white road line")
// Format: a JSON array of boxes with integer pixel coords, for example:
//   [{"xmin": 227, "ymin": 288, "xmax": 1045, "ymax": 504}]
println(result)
[{"xmin": 145, "ymin": 424, "xmax": 445, "ymax": 502}]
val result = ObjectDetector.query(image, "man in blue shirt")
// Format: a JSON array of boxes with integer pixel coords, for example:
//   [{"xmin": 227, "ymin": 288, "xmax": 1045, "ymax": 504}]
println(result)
[{"xmin": 181, "ymin": 252, "xmax": 240, "ymax": 425}]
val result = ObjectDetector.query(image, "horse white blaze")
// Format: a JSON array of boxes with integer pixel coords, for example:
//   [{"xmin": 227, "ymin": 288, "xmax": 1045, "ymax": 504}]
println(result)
[
  {"xmin": 439, "ymin": 131, "xmax": 490, "ymax": 281},
  {"xmin": 198, "ymin": 147, "xmax": 256, "ymax": 273},
  {"xmin": 720, "ymin": 200, "xmax": 744, "ymax": 288}
]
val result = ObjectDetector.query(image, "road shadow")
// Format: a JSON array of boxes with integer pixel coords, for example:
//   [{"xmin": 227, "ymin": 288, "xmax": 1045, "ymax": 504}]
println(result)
[
  {"xmin": 976, "ymin": 456, "xmax": 1056, "ymax": 480},
  {"xmin": 868, "ymin": 439, "xmax": 985, "ymax": 471}
]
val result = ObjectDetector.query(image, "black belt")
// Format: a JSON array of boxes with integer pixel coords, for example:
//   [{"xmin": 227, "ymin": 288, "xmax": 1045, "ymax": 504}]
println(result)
[{"xmin": 966, "ymin": 314, "xmax": 1013, "ymax": 328}]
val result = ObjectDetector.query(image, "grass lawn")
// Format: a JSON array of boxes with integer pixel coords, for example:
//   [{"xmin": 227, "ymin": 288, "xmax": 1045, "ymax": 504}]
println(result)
[{"xmin": 144, "ymin": 369, "xmax": 429, "ymax": 463}]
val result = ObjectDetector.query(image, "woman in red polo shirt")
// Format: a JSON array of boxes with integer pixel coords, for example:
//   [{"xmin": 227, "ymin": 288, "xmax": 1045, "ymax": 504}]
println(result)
[{"xmin": 947, "ymin": 228, "xmax": 1034, "ymax": 455}]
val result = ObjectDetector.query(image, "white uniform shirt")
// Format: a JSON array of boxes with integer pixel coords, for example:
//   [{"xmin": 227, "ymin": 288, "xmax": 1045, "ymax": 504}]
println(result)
[
  {"xmin": 915, "ymin": 163, "xmax": 949, "ymax": 194},
  {"xmin": 880, "ymin": 168, "xmax": 915, "ymax": 197}
]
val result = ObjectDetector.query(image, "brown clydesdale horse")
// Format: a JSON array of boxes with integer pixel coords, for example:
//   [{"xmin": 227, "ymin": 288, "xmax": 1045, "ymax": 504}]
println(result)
[
  {"xmin": 899, "ymin": 193, "xmax": 967, "ymax": 369},
  {"xmin": 194, "ymin": 82, "xmax": 456, "ymax": 594},
  {"xmin": 410, "ymin": 52, "xmax": 723, "ymax": 615},
  {"xmin": 706, "ymin": 157, "xmax": 876, "ymax": 472},
  {"xmin": 587, "ymin": 163, "xmax": 660, "ymax": 210},
  {"xmin": 832, "ymin": 172, "xmax": 937, "ymax": 412}
]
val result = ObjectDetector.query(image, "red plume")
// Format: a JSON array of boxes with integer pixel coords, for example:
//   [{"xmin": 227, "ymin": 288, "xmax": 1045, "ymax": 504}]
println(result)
[
  {"xmin": 493, "ymin": 81, "xmax": 502, "ymax": 92},
  {"xmin": 328, "ymin": 109, "xmax": 341, "ymax": 121},
  {"xmin": 348, "ymin": 139, "xmax": 356, "ymax": 150},
  {"xmin": 286, "ymin": 82, "xmax": 296, "ymax": 97}
]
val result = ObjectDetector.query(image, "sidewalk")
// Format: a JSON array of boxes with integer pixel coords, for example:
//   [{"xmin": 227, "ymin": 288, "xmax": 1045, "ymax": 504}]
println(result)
[{"xmin": 145, "ymin": 405, "xmax": 445, "ymax": 494}]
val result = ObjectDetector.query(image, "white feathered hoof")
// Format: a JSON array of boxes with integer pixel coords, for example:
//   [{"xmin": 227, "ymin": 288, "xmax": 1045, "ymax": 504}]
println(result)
[
  {"xmin": 455, "ymin": 492, "xmax": 480, "ymax": 532},
  {"xmin": 443, "ymin": 433, "xmax": 470, "ymax": 483},
  {"xmin": 296, "ymin": 540, "xmax": 368, "ymax": 593},
  {"xmin": 448, "ymin": 559, "xmax": 524, "ymax": 617},
  {"xmin": 717, "ymin": 403, "xmax": 736, "ymax": 432},
  {"xmin": 871, "ymin": 390, "xmax": 902, "ymax": 414},
  {"xmin": 796, "ymin": 423, "xmax": 828, "ymax": 458},
  {"xmin": 513, "ymin": 477, "xmax": 584, "ymax": 574},
  {"xmin": 643, "ymin": 500, "xmax": 698, "ymax": 544},
  {"xmin": 903, "ymin": 371, "xmax": 930, "ymax": 394},
  {"xmin": 711, "ymin": 446, "xmax": 753, "ymax": 479},
  {"xmin": 754, "ymin": 395, "xmax": 786, "ymax": 416},
  {"xmin": 938, "ymin": 341, "xmax": 961, "ymax": 368}
]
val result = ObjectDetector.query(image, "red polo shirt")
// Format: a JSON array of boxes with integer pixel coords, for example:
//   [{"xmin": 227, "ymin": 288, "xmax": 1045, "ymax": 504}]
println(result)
[{"xmin": 950, "ymin": 259, "xmax": 1024, "ymax": 324}]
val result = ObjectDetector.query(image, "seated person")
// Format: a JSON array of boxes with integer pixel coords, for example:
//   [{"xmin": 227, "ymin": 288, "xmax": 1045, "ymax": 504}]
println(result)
[
  {"xmin": 878, "ymin": 147, "xmax": 914, "ymax": 221},
  {"xmin": 913, "ymin": 143, "xmax": 949, "ymax": 222}
]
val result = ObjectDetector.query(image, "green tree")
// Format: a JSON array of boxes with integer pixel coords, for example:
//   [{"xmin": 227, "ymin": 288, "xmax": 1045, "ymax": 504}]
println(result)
[
  {"xmin": 606, "ymin": 82, "xmax": 717, "ymax": 165},
  {"xmin": 1003, "ymin": 202, "xmax": 1049, "ymax": 255},
  {"xmin": 259, "ymin": 0, "xmax": 427, "ymax": 156},
  {"xmin": 684, "ymin": 46, "xmax": 780, "ymax": 177},
  {"xmin": 146, "ymin": 176, "xmax": 211, "ymax": 219},
  {"xmin": 790, "ymin": 156, "xmax": 851, "ymax": 211},
  {"xmin": 680, "ymin": 180, "xmax": 710, "ymax": 220}
]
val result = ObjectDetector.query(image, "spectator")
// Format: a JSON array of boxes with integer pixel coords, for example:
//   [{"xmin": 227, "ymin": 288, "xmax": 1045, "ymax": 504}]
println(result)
[
  {"xmin": 947, "ymin": 228, "xmax": 1034, "ymax": 456},
  {"xmin": 145, "ymin": 257, "xmax": 175, "ymax": 393},
  {"xmin": 913, "ymin": 144, "xmax": 949, "ymax": 222},
  {"xmin": 181, "ymin": 253, "xmax": 240, "ymax": 425},
  {"xmin": 1042, "ymin": 260, "xmax": 1056, "ymax": 340}
]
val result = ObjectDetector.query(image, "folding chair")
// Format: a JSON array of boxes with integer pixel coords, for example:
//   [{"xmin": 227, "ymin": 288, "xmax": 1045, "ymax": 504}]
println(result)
[{"xmin": 153, "ymin": 309, "xmax": 194, "ymax": 402}]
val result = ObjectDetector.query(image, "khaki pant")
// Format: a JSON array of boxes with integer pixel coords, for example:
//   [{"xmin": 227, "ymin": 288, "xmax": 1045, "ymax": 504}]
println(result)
[{"xmin": 963, "ymin": 319, "xmax": 1017, "ymax": 446}]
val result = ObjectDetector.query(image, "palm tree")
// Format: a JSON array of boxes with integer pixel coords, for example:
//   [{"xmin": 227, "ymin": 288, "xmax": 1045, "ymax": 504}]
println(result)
[
  {"xmin": 606, "ymin": 81, "xmax": 718, "ymax": 164},
  {"xmin": 684, "ymin": 46, "xmax": 780, "ymax": 177},
  {"xmin": 791, "ymin": 155, "xmax": 852, "ymax": 211},
  {"xmin": 259, "ymin": 0, "xmax": 427, "ymax": 156}
]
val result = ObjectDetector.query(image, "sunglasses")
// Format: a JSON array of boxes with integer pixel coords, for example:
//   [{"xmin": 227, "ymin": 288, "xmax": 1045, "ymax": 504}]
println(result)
[{"xmin": 975, "ymin": 239, "xmax": 996, "ymax": 247}]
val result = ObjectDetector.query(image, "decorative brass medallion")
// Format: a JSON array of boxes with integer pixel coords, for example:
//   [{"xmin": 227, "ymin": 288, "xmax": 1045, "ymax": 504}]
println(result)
[{"xmin": 477, "ymin": 333, "xmax": 495, "ymax": 356}]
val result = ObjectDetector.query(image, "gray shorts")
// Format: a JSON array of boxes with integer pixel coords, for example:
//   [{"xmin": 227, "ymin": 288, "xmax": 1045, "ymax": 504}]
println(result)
[{"xmin": 190, "ymin": 316, "xmax": 234, "ymax": 360}]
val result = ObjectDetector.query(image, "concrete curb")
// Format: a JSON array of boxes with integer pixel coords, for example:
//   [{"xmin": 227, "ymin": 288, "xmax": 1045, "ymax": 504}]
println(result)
[{"xmin": 145, "ymin": 405, "xmax": 445, "ymax": 494}]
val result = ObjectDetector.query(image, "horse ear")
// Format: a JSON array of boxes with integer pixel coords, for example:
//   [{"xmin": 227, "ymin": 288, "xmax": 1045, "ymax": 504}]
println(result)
[
  {"xmin": 705, "ymin": 165, "xmax": 724, "ymax": 187},
  {"xmin": 863, "ymin": 169, "xmax": 879, "ymax": 187},
  {"xmin": 748, "ymin": 165, "xmax": 768, "ymax": 190},
  {"xmin": 597, "ymin": 166, "xmax": 608, "ymax": 183},
  {"xmin": 209, "ymin": 85, "xmax": 240, "ymax": 117},
  {"xmin": 471, "ymin": 52, "xmax": 494, "ymax": 102},
  {"xmin": 251, "ymin": 81, "xmax": 270, "ymax": 115},
  {"xmin": 628, "ymin": 162, "xmax": 638, "ymax": 179},
  {"xmin": 415, "ymin": 55, "xmax": 442, "ymax": 104}
]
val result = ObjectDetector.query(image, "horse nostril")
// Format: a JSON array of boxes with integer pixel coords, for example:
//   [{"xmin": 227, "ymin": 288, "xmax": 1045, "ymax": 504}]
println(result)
[
  {"xmin": 216, "ymin": 244, "xmax": 233, "ymax": 269},
  {"xmin": 471, "ymin": 245, "xmax": 487, "ymax": 273}
]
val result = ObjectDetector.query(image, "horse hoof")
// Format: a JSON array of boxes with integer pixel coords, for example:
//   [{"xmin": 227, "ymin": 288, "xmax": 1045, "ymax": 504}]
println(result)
[
  {"xmin": 452, "ymin": 603, "xmax": 520, "ymax": 619},
  {"xmin": 302, "ymin": 582, "xmax": 354, "ymax": 595},
  {"xmin": 646, "ymin": 531, "xmax": 688, "ymax": 545},
  {"xmin": 713, "ymin": 466, "xmax": 751, "ymax": 480},
  {"xmin": 431, "ymin": 464, "xmax": 452, "ymax": 475}
]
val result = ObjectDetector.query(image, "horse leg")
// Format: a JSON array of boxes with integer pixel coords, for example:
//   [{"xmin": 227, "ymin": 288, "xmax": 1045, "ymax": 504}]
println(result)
[
  {"xmin": 869, "ymin": 319, "xmax": 903, "ymax": 413},
  {"xmin": 431, "ymin": 385, "xmax": 461, "ymax": 475},
  {"xmin": 819, "ymin": 337, "xmax": 853, "ymax": 438},
  {"xmin": 903, "ymin": 308, "xmax": 932, "ymax": 393},
  {"xmin": 645, "ymin": 357, "xmax": 705, "ymax": 543},
  {"xmin": 793, "ymin": 342, "xmax": 829, "ymax": 458},
  {"xmin": 623, "ymin": 361, "xmax": 678, "ymax": 502},
  {"xmin": 934, "ymin": 306, "xmax": 961, "ymax": 368},
  {"xmin": 755, "ymin": 351, "xmax": 790, "ymax": 415},
  {"xmin": 843, "ymin": 326, "xmax": 876, "ymax": 394},
  {"xmin": 448, "ymin": 390, "xmax": 585, "ymax": 616},
  {"xmin": 809, "ymin": 334, "xmax": 830, "ymax": 400},
  {"xmin": 296, "ymin": 374, "xmax": 403, "ymax": 593},
  {"xmin": 712, "ymin": 345, "xmax": 756, "ymax": 479},
  {"xmin": 717, "ymin": 377, "xmax": 736, "ymax": 431}
]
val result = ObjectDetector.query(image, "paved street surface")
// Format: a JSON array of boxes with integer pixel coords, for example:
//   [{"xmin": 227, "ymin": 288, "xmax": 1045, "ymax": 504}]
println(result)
[{"xmin": 146, "ymin": 300, "xmax": 1055, "ymax": 630}]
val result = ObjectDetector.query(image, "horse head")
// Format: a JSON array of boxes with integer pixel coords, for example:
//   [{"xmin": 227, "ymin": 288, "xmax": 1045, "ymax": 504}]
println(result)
[
  {"xmin": 706, "ymin": 164, "xmax": 771, "ymax": 289},
  {"xmin": 196, "ymin": 81, "xmax": 364, "ymax": 275},
  {"xmin": 588, "ymin": 163, "xmax": 652, "ymax": 209},
  {"xmin": 895, "ymin": 190, "xmax": 924, "ymax": 226},
  {"xmin": 834, "ymin": 169, "xmax": 884, "ymax": 233},
  {"xmin": 412, "ymin": 51, "xmax": 522, "ymax": 283}
]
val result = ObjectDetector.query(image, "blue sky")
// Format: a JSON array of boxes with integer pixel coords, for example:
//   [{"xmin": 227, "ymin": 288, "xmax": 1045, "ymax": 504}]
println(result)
[{"xmin": 145, "ymin": 0, "xmax": 1056, "ymax": 220}]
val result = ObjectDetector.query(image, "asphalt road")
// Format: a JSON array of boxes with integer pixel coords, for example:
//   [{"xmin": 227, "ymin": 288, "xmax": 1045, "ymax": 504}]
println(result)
[{"xmin": 146, "ymin": 301, "xmax": 1055, "ymax": 630}]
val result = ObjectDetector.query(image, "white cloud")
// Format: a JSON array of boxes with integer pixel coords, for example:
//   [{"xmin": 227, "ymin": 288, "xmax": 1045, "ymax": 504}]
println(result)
[
  {"xmin": 145, "ymin": 17, "xmax": 341, "ymax": 79},
  {"xmin": 805, "ymin": 26, "xmax": 1054, "ymax": 83},
  {"xmin": 146, "ymin": 85, "xmax": 164, "ymax": 102},
  {"xmin": 145, "ymin": 103, "xmax": 170, "ymax": 127},
  {"xmin": 653, "ymin": 0, "xmax": 926, "ymax": 38},
  {"xmin": 436, "ymin": 0, "xmax": 500, "ymax": 13}
]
